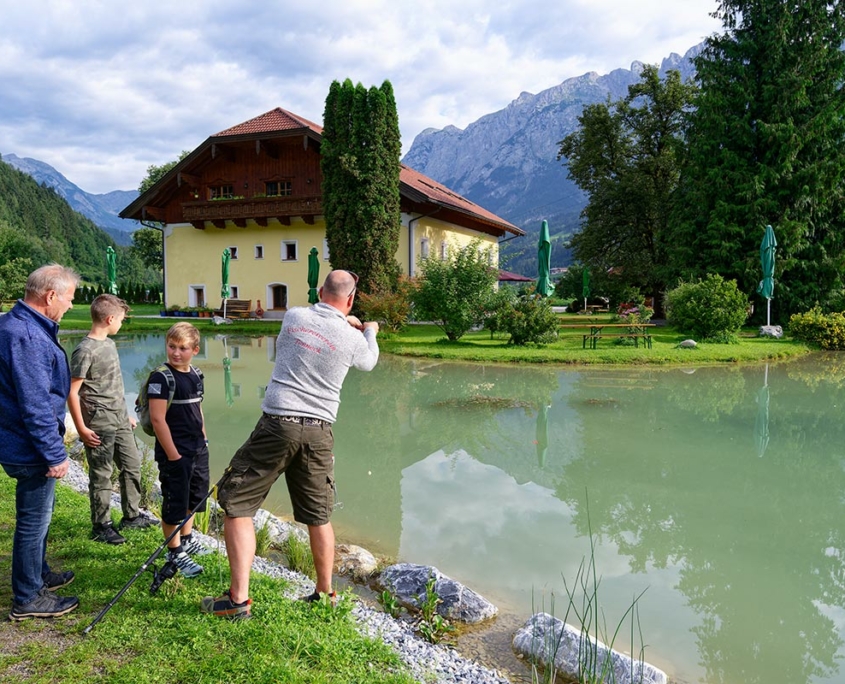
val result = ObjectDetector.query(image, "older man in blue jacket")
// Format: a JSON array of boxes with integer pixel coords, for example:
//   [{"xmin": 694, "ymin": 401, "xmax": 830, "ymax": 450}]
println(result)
[{"xmin": 0, "ymin": 264, "xmax": 80, "ymax": 620}]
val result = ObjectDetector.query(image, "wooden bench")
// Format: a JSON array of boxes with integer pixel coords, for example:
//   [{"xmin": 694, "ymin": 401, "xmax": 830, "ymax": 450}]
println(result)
[
  {"xmin": 584, "ymin": 333, "xmax": 653, "ymax": 349},
  {"xmin": 582, "ymin": 323, "xmax": 656, "ymax": 349},
  {"xmin": 212, "ymin": 299, "xmax": 252, "ymax": 319}
]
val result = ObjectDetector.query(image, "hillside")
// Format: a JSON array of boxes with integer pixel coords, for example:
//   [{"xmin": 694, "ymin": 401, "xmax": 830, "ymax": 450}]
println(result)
[
  {"xmin": 0, "ymin": 153, "xmax": 139, "ymax": 245},
  {"xmin": 0, "ymin": 157, "xmax": 149, "ymax": 286},
  {"xmin": 402, "ymin": 45, "xmax": 700, "ymax": 275}
]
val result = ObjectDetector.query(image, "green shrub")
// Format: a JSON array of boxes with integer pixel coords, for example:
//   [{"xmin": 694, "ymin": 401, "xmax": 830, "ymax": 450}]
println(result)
[
  {"xmin": 499, "ymin": 295, "xmax": 559, "ymax": 346},
  {"xmin": 356, "ymin": 277, "xmax": 415, "ymax": 332},
  {"xmin": 666, "ymin": 274, "xmax": 749, "ymax": 340},
  {"xmin": 788, "ymin": 306, "xmax": 845, "ymax": 349},
  {"xmin": 412, "ymin": 240, "xmax": 498, "ymax": 341},
  {"xmin": 483, "ymin": 287, "xmax": 518, "ymax": 338}
]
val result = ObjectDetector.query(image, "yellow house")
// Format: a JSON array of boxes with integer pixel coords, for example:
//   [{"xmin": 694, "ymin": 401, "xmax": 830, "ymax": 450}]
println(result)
[{"xmin": 121, "ymin": 107, "xmax": 523, "ymax": 315}]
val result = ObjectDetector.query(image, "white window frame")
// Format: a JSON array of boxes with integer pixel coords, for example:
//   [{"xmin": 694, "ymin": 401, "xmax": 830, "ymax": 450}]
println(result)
[
  {"xmin": 254, "ymin": 244, "xmax": 264, "ymax": 260},
  {"xmin": 323, "ymin": 239, "xmax": 330, "ymax": 261},
  {"xmin": 440, "ymin": 240, "xmax": 448, "ymax": 260},
  {"xmin": 420, "ymin": 237, "xmax": 430, "ymax": 259},
  {"xmin": 281, "ymin": 240, "xmax": 298, "ymax": 262},
  {"xmin": 230, "ymin": 285, "xmax": 240, "ymax": 299},
  {"xmin": 228, "ymin": 246, "xmax": 239, "ymax": 260}
]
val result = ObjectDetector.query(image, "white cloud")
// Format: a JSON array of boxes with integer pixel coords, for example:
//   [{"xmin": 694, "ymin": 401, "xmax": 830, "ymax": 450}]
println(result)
[{"xmin": 0, "ymin": 0, "xmax": 720, "ymax": 192}]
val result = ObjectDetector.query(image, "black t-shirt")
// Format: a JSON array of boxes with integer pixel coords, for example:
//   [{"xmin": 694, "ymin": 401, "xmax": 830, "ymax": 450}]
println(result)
[{"xmin": 147, "ymin": 363, "xmax": 204, "ymax": 456}]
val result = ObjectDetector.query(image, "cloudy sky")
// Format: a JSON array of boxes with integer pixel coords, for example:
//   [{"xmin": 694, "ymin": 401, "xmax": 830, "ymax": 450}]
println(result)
[{"xmin": 0, "ymin": 0, "xmax": 721, "ymax": 194}]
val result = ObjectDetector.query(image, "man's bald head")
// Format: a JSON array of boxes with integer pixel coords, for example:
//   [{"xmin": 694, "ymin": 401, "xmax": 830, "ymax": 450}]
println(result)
[{"xmin": 319, "ymin": 270, "xmax": 358, "ymax": 312}]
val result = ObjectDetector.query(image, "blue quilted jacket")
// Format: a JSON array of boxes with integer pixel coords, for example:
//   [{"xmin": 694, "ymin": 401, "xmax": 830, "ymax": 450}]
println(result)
[{"xmin": 0, "ymin": 300, "xmax": 69, "ymax": 467}]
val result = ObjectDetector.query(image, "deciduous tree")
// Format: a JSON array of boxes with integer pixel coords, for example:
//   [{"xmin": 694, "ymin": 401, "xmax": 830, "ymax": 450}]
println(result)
[
  {"xmin": 558, "ymin": 65, "xmax": 695, "ymax": 305},
  {"xmin": 412, "ymin": 240, "xmax": 498, "ymax": 341}
]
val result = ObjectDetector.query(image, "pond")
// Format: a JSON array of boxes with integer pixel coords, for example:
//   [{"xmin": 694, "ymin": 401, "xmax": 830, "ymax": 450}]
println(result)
[{"xmin": 62, "ymin": 332, "xmax": 845, "ymax": 684}]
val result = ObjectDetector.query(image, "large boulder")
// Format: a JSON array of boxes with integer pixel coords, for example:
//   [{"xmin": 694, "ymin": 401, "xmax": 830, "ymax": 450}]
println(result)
[
  {"xmin": 759, "ymin": 325, "xmax": 783, "ymax": 339},
  {"xmin": 334, "ymin": 543, "xmax": 378, "ymax": 581},
  {"xmin": 513, "ymin": 612, "xmax": 666, "ymax": 684},
  {"xmin": 377, "ymin": 563, "xmax": 497, "ymax": 624}
]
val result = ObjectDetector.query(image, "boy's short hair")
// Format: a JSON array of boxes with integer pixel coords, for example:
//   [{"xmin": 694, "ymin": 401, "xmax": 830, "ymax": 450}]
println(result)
[
  {"xmin": 166, "ymin": 322, "xmax": 201, "ymax": 349},
  {"xmin": 90, "ymin": 294, "xmax": 130, "ymax": 323}
]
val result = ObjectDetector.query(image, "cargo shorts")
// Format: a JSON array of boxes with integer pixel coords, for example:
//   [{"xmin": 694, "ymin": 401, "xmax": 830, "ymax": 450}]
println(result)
[{"xmin": 217, "ymin": 413, "xmax": 335, "ymax": 526}]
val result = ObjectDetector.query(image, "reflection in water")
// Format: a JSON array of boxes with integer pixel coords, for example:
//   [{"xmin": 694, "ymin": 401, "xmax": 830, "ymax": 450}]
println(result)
[{"xmin": 62, "ymin": 334, "xmax": 845, "ymax": 684}]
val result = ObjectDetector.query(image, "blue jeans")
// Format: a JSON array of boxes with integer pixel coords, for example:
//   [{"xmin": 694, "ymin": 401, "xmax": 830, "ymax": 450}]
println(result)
[{"xmin": 2, "ymin": 464, "xmax": 56, "ymax": 605}]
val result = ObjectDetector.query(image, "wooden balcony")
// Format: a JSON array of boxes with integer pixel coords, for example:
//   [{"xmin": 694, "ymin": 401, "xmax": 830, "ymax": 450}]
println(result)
[{"xmin": 182, "ymin": 195, "xmax": 323, "ymax": 228}]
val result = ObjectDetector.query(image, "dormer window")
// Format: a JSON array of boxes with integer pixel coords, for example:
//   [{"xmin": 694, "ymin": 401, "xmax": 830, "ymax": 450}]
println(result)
[
  {"xmin": 210, "ymin": 184, "xmax": 234, "ymax": 199},
  {"xmin": 266, "ymin": 181, "xmax": 292, "ymax": 197}
]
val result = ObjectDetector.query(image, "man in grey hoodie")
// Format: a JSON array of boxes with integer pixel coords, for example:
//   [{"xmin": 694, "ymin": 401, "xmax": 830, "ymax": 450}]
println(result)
[{"xmin": 205, "ymin": 270, "xmax": 379, "ymax": 619}]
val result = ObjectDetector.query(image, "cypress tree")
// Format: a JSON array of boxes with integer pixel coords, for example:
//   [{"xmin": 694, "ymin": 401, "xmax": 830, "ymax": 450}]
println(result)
[
  {"xmin": 671, "ymin": 0, "xmax": 845, "ymax": 315},
  {"xmin": 322, "ymin": 79, "xmax": 402, "ymax": 295}
]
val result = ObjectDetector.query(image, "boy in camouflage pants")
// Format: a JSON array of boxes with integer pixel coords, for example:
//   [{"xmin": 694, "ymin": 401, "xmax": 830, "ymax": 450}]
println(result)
[{"xmin": 68, "ymin": 294, "xmax": 156, "ymax": 544}]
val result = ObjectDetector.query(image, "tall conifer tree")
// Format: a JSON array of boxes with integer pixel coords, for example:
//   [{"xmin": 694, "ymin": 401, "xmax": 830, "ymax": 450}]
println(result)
[
  {"xmin": 671, "ymin": 0, "xmax": 845, "ymax": 315},
  {"xmin": 322, "ymin": 79, "xmax": 402, "ymax": 295}
]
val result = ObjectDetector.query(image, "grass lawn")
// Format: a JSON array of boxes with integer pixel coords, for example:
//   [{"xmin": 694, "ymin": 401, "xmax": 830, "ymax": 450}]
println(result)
[
  {"xmin": 0, "ymin": 476, "xmax": 415, "ymax": 684},
  {"xmin": 59, "ymin": 303, "xmax": 285, "ymax": 336},
  {"xmin": 377, "ymin": 314, "xmax": 809, "ymax": 365},
  {"xmin": 55, "ymin": 305, "xmax": 810, "ymax": 365}
]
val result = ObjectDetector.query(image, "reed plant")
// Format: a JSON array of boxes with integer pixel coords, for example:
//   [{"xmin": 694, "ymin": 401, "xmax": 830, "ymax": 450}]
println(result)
[{"xmin": 531, "ymin": 495, "xmax": 648, "ymax": 684}]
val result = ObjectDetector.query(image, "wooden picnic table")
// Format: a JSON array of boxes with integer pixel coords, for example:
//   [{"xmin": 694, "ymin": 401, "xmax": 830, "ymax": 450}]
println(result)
[
  {"xmin": 582, "ymin": 323, "xmax": 656, "ymax": 349},
  {"xmin": 579, "ymin": 305, "xmax": 610, "ymax": 314}
]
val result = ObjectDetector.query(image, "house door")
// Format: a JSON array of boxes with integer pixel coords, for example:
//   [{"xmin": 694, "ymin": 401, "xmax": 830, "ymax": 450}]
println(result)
[
  {"xmin": 190, "ymin": 286, "xmax": 206, "ymax": 308},
  {"xmin": 271, "ymin": 285, "xmax": 287, "ymax": 310}
]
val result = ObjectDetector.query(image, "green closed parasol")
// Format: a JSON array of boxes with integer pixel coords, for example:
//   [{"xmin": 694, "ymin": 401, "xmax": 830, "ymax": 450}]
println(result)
[
  {"xmin": 756, "ymin": 225, "xmax": 777, "ymax": 327},
  {"xmin": 307, "ymin": 247, "xmax": 320, "ymax": 304},
  {"xmin": 536, "ymin": 220, "xmax": 553, "ymax": 297},
  {"xmin": 221, "ymin": 248, "xmax": 231, "ymax": 318},
  {"xmin": 106, "ymin": 246, "xmax": 118, "ymax": 295}
]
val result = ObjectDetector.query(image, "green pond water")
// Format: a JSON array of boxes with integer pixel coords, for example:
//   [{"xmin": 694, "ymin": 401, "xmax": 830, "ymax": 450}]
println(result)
[{"xmin": 63, "ymin": 332, "xmax": 845, "ymax": 684}]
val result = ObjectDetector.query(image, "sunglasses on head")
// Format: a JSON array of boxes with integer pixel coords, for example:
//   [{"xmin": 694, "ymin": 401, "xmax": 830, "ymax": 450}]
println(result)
[{"xmin": 346, "ymin": 272, "xmax": 359, "ymax": 297}]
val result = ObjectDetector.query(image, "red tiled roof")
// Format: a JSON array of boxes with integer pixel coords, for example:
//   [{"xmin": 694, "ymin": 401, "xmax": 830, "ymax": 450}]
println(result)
[
  {"xmin": 399, "ymin": 164, "xmax": 520, "ymax": 234},
  {"xmin": 499, "ymin": 269, "xmax": 535, "ymax": 282},
  {"xmin": 213, "ymin": 107, "xmax": 323, "ymax": 137}
]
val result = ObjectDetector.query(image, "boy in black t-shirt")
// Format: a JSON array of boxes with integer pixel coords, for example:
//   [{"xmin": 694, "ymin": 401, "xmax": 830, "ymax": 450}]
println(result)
[{"xmin": 146, "ymin": 322, "xmax": 210, "ymax": 577}]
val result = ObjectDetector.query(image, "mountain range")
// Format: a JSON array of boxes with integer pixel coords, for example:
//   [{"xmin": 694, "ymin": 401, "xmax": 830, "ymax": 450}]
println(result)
[
  {"xmin": 3, "ymin": 42, "xmax": 700, "ymax": 272},
  {"xmin": 403, "ymin": 44, "xmax": 700, "ymax": 274},
  {"xmin": 0, "ymin": 153, "xmax": 138, "ymax": 245}
]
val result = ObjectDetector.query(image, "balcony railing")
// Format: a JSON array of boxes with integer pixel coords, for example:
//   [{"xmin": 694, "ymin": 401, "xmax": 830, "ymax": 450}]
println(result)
[{"xmin": 181, "ymin": 195, "xmax": 322, "ymax": 222}]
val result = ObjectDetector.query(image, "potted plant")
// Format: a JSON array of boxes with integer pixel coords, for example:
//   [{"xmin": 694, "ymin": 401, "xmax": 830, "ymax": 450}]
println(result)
[{"xmin": 167, "ymin": 305, "xmax": 181, "ymax": 317}]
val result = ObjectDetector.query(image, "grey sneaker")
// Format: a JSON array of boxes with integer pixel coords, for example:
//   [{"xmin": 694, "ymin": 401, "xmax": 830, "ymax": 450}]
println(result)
[
  {"xmin": 92, "ymin": 523, "xmax": 126, "ymax": 545},
  {"xmin": 43, "ymin": 570, "xmax": 75, "ymax": 591},
  {"xmin": 10, "ymin": 588, "xmax": 79, "ymax": 621},
  {"xmin": 181, "ymin": 536, "xmax": 211, "ymax": 556},
  {"xmin": 119, "ymin": 513, "xmax": 158, "ymax": 530},
  {"xmin": 167, "ymin": 550, "xmax": 203, "ymax": 578}
]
